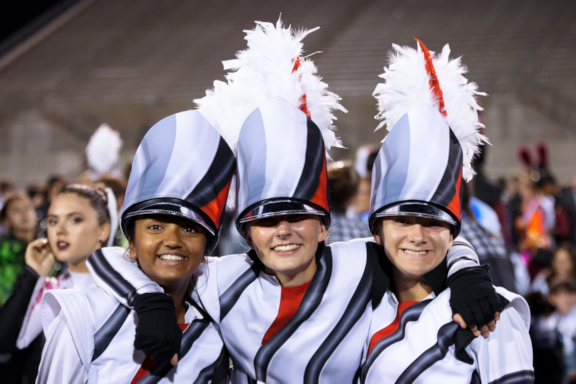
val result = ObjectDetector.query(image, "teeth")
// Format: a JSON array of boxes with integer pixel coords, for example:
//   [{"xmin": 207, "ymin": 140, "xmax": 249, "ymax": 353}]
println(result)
[
  {"xmin": 159, "ymin": 255, "xmax": 185, "ymax": 261},
  {"xmin": 58, "ymin": 242, "xmax": 67, "ymax": 246},
  {"xmin": 403, "ymin": 249, "xmax": 428, "ymax": 255},
  {"xmin": 273, "ymin": 244, "xmax": 299, "ymax": 252}
]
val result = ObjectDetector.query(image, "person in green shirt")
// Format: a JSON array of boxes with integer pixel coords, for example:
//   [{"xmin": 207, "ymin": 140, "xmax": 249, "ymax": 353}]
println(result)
[{"xmin": 0, "ymin": 193, "xmax": 37, "ymax": 305}]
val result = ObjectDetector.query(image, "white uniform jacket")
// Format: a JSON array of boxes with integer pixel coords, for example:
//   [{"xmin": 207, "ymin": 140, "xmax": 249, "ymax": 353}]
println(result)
[
  {"xmin": 87, "ymin": 240, "xmax": 479, "ymax": 384},
  {"xmin": 361, "ymin": 284, "xmax": 533, "ymax": 383},
  {"xmin": 37, "ymin": 280, "xmax": 228, "ymax": 383}
]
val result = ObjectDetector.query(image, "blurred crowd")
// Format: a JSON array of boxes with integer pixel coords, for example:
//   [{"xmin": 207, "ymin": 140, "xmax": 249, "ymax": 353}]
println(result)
[{"xmin": 0, "ymin": 141, "xmax": 575, "ymax": 383}]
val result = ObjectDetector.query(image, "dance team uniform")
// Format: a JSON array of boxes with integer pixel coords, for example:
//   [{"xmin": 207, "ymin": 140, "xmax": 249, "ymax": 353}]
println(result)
[
  {"xmin": 87, "ymin": 21, "xmax": 497, "ymax": 384},
  {"xmin": 359, "ymin": 39, "xmax": 533, "ymax": 383},
  {"xmin": 38, "ymin": 110, "xmax": 234, "ymax": 383}
]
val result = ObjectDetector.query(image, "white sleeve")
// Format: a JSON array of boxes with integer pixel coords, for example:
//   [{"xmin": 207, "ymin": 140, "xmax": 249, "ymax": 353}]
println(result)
[
  {"xmin": 447, "ymin": 236, "xmax": 480, "ymax": 277},
  {"xmin": 36, "ymin": 312, "xmax": 88, "ymax": 384},
  {"xmin": 86, "ymin": 247, "xmax": 163, "ymax": 308},
  {"xmin": 469, "ymin": 303, "xmax": 534, "ymax": 383}
]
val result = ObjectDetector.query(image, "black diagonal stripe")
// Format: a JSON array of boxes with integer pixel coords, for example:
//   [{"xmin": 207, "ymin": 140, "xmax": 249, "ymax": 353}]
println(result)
[
  {"xmin": 396, "ymin": 321, "xmax": 460, "ymax": 383},
  {"xmin": 360, "ymin": 300, "xmax": 432, "ymax": 383},
  {"xmin": 186, "ymin": 136, "xmax": 235, "ymax": 212},
  {"xmin": 431, "ymin": 128, "xmax": 463, "ymax": 210},
  {"xmin": 193, "ymin": 347, "xmax": 229, "ymax": 384},
  {"xmin": 452, "ymin": 241, "xmax": 477, "ymax": 252},
  {"xmin": 88, "ymin": 249, "xmax": 138, "ymax": 305},
  {"xmin": 254, "ymin": 246, "xmax": 333, "ymax": 382},
  {"xmin": 489, "ymin": 370, "xmax": 534, "ymax": 384},
  {"xmin": 293, "ymin": 119, "xmax": 326, "ymax": 201},
  {"xmin": 447, "ymin": 256, "xmax": 478, "ymax": 270},
  {"xmin": 135, "ymin": 317, "xmax": 212, "ymax": 383},
  {"xmin": 303, "ymin": 247, "xmax": 373, "ymax": 384},
  {"xmin": 92, "ymin": 304, "xmax": 131, "ymax": 361},
  {"xmin": 219, "ymin": 264, "xmax": 261, "ymax": 321}
]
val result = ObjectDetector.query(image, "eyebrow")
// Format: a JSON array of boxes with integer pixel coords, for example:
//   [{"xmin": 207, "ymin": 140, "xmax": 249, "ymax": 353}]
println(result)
[{"xmin": 47, "ymin": 212, "xmax": 84, "ymax": 218}]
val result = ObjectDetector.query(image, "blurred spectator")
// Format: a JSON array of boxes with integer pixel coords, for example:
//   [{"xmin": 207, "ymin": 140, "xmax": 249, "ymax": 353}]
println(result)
[
  {"xmin": 549, "ymin": 280, "xmax": 576, "ymax": 383},
  {"xmin": 531, "ymin": 243, "xmax": 576, "ymax": 295},
  {"xmin": 0, "ymin": 193, "xmax": 37, "ymax": 304},
  {"xmin": 35, "ymin": 175, "xmax": 65, "ymax": 237},
  {"xmin": 327, "ymin": 161, "xmax": 370, "ymax": 243},
  {"xmin": 353, "ymin": 146, "xmax": 378, "ymax": 222},
  {"xmin": 460, "ymin": 182, "xmax": 516, "ymax": 291},
  {"xmin": 527, "ymin": 291, "xmax": 565, "ymax": 384}
]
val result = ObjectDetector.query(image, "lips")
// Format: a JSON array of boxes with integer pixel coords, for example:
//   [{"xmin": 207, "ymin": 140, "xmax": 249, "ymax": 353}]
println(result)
[
  {"xmin": 401, "ymin": 249, "xmax": 431, "ymax": 255},
  {"xmin": 57, "ymin": 241, "xmax": 70, "ymax": 251},
  {"xmin": 156, "ymin": 252, "xmax": 188, "ymax": 264},
  {"xmin": 271, "ymin": 243, "xmax": 301, "ymax": 256}
]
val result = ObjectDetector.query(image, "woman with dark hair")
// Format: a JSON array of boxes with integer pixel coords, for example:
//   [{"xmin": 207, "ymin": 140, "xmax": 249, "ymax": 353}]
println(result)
[
  {"xmin": 37, "ymin": 110, "xmax": 233, "ymax": 383},
  {"xmin": 0, "ymin": 184, "xmax": 111, "ymax": 383}
]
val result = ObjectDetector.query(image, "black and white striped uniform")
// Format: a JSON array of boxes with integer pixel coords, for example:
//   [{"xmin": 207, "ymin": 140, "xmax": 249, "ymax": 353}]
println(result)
[
  {"xmin": 360, "ymin": 286, "xmax": 533, "ymax": 384},
  {"xmin": 88, "ymin": 239, "xmax": 479, "ymax": 384},
  {"xmin": 38, "ymin": 254, "xmax": 229, "ymax": 384}
]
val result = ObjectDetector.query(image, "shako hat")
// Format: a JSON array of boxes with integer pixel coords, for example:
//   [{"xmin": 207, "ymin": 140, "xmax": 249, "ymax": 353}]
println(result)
[
  {"xmin": 368, "ymin": 39, "xmax": 488, "ymax": 236},
  {"xmin": 195, "ymin": 17, "xmax": 347, "ymax": 237},
  {"xmin": 121, "ymin": 111, "xmax": 235, "ymax": 252}
]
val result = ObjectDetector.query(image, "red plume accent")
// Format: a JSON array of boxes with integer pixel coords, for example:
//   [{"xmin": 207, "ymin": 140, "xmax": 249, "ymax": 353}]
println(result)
[
  {"xmin": 414, "ymin": 38, "xmax": 447, "ymax": 117},
  {"xmin": 518, "ymin": 146, "xmax": 532, "ymax": 168},
  {"xmin": 536, "ymin": 142, "xmax": 548, "ymax": 168},
  {"xmin": 291, "ymin": 57, "xmax": 311, "ymax": 118}
]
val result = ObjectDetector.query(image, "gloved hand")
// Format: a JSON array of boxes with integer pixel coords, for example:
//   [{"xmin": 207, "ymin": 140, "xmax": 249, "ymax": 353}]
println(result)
[
  {"xmin": 133, "ymin": 293, "xmax": 182, "ymax": 362},
  {"xmin": 448, "ymin": 265, "xmax": 509, "ymax": 330}
]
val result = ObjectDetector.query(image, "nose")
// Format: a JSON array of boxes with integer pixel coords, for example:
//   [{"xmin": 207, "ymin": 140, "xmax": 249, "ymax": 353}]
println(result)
[
  {"xmin": 163, "ymin": 225, "xmax": 183, "ymax": 248},
  {"xmin": 55, "ymin": 220, "xmax": 67, "ymax": 236},
  {"xmin": 407, "ymin": 224, "xmax": 426, "ymax": 245},
  {"xmin": 276, "ymin": 220, "xmax": 293, "ymax": 240}
]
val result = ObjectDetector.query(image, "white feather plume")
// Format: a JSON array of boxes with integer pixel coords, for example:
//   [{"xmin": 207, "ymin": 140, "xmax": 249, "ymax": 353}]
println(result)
[
  {"xmin": 194, "ymin": 16, "xmax": 347, "ymax": 157},
  {"xmin": 373, "ymin": 41, "xmax": 488, "ymax": 181},
  {"xmin": 86, "ymin": 124, "xmax": 123, "ymax": 175}
]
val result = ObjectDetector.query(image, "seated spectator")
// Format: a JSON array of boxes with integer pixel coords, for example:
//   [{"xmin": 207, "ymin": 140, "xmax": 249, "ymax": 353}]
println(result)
[
  {"xmin": 549, "ymin": 280, "xmax": 576, "ymax": 383},
  {"xmin": 0, "ymin": 193, "xmax": 37, "ymax": 304},
  {"xmin": 532, "ymin": 243, "xmax": 576, "ymax": 295},
  {"xmin": 327, "ymin": 161, "xmax": 370, "ymax": 242}
]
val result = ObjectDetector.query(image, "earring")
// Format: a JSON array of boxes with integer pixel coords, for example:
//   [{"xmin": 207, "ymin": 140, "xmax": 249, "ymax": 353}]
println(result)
[{"xmin": 98, "ymin": 238, "xmax": 103, "ymax": 243}]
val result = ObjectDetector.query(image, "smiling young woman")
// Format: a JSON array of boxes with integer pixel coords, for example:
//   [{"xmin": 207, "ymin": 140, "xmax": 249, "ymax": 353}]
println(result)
[
  {"xmin": 358, "ymin": 39, "xmax": 533, "ymax": 384},
  {"xmin": 36, "ymin": 110, "xmax": 234, "ymax": 383}
]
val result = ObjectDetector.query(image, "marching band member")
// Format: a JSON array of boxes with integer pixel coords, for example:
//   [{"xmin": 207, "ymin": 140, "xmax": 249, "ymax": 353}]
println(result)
[
  {"xmin": 85, "ymin": 19, "xmax": 502, "ymax": 384},
  {"xmin": 37, "ymin": 110, "xmax": 234, "ymax": 383},
  {"xmin": 0, "ymin": 184, "xmax": 111, "ymax": 359},
  {"xmin": 360, "ymin": 39, "xmax": 533, "ymax": 383}
]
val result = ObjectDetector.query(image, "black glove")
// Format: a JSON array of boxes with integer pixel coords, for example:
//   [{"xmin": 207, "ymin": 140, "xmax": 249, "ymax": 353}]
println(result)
[
  {"xmin": 133, "ymin": 293, "xmax": 182, "ymax": 362},
  {"xmin": 448, "ymin": 265, "xmax": 509, "ymax": 328}
]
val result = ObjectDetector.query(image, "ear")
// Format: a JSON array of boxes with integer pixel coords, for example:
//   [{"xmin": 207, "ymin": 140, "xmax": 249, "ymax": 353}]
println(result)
[
  {"xmin": 317, "ymin": 222, "xmax": 328, "ymax": 243},
  {"xmin": 245, "ymin": 229, "xmax": 254, "ymax": 249},
  {"xmin": 446, "ymin": 232, "xmax": 454, "ymax": 251},
  {"xmin": 99, "ymin": 223, "xmax": 111, "ymax": 244},
  {"xmin": 373, "ymin": 222, "xmax": 383, "ymax": 245}
]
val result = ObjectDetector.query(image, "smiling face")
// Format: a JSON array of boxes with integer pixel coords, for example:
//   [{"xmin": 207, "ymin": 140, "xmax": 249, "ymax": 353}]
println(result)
[
  {"xmin": 129, "ymin": 215, "xmax": 207, "ymax": 290},
  {"xmin": 47, "ymin": 193, "xmax": 110, "ymax": 266},
  {"xmin": 375, "ymin": 216, "xmax": 453, "ymax": 281},
  {"xmin": 245, "ymin": 215, "xmax": 328, "ymax": 286}
]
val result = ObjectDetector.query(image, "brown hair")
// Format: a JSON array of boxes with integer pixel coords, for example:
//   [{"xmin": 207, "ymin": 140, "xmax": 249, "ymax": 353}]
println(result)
[
  {"xmin": 58, "ymin": 184, "xmax": 110, "ymax": 226},
  {"xmin": 1, "ymin": 192, "xmax": 33, "ymax": 220}
]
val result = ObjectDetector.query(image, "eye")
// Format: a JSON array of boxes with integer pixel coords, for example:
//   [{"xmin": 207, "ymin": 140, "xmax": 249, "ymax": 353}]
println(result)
[
  {"xmin": 48, "ymin": 219, "xmax": 57, "ymax": 226},
  {"xmin": 183, "ymin": 227, "xmax": 197, "ymax": 233},
  {"xmin": 71, "ymin": 217, "xmax": 83, "ymax": 224},
  {"xmin": 148, "ymin": 224, "xmax": 162, "ymax": 230},
  {"xmin": 394, "ymin": 218, "xmax": 408, "ymax": 224}
]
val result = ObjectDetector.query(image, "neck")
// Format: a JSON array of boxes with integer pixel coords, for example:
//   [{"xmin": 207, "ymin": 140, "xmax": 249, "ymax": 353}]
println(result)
[
  {"xmin": 159, "ymin": 276, "xmax": 193, "ymax": 323},
  {"xmin": 267, "ymin": 256, "xmax": 317, "ymax": 287},
  {"xmin": 392, "ymin": 268, "xmax": 433, "ymax": 302},
  {"xmin": 67, "ymin": 259, "xmax": 90, "ymax": 273},
  {"xmin": 12, "ymin": 228, "xmax": 35, "ymax": 243}
]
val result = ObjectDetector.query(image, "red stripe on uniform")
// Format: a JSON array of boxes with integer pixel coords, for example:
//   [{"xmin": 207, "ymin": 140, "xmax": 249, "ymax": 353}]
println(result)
[
  {"xmin": 445, "ymin": 166, "xmax": 462, "ymax": 219},
  {"xmin": 200, "ymin": 178, "xmax": 232, "ymax": 228},
  {"xmin": 367, "ymin": 301, "xmax": 417, "ymax": 356},
  {"xmin": 262, "ymin": 281, "xmax": 312, "ymax": 345},
  {"xmin": 309, "ymin": 157, "xmax": 329, "ymax": 212},
  {"xmin": 131, "ymin": 323, "xmax": 189, "ymax": 383}
]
